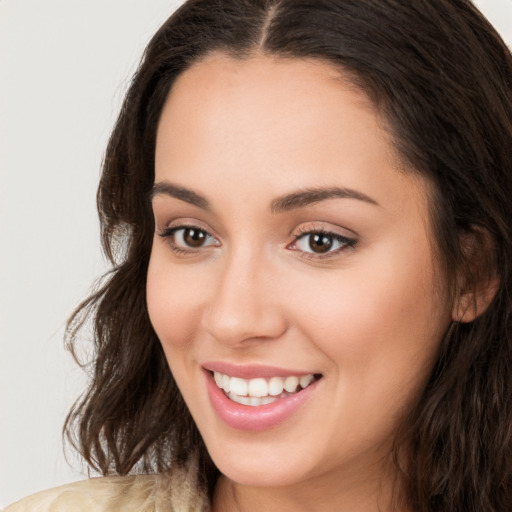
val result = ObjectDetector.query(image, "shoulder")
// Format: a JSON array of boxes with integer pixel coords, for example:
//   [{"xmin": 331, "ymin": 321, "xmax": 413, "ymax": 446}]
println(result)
[{"xmin": 5, "ymin": 470, "xmax": 210, "ymax": 512}]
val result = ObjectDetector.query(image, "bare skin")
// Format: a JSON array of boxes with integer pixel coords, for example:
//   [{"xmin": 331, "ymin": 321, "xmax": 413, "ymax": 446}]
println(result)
[{"xmin": 147, "ymin": 53, "xmax": 455, "ymax": 511}]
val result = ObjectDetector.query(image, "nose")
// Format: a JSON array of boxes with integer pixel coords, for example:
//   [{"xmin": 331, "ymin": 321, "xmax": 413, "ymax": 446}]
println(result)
[{"xmin": 200, "ymin": 249, "xmax": 288, "ymax": 346}]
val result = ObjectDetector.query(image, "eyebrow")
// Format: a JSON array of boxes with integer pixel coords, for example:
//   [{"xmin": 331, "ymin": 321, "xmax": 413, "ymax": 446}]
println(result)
[
  {"xmin": 150, "ymin": 182, "xmax": 210, "ymax": 210},
  {"xmin": 270, "ymin": 187, "xmax": 380, "ymax": 213},
  {"xmin": 150, "ymin": 181, "xmax": 379, "ymax": 212}
]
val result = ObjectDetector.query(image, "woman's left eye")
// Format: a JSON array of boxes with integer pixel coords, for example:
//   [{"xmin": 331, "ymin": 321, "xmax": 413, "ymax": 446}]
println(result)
[{"xmin": 291, "ymin": 231, "xmax": 356, "ymax": 257}]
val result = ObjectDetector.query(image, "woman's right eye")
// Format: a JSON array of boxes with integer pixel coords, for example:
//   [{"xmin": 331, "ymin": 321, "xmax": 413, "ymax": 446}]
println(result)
[{"xmin": 159, "ymin": 226, "xmax": 219, "ymax": 252}]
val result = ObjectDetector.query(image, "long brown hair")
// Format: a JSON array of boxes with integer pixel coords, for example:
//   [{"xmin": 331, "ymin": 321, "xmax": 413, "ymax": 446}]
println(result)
[{"xmin": 65, "ymin": 1, "xmax": 512, "ymax": 509}]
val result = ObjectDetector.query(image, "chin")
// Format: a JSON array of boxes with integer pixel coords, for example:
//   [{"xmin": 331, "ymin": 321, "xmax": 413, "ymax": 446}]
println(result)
[
  {"xmin": 201, "ymin": 430, "xmax": 321, "ymax": 488},
  {"xmin": 214, "ymin": 455, "xmax": 308, "ymax": 488}
]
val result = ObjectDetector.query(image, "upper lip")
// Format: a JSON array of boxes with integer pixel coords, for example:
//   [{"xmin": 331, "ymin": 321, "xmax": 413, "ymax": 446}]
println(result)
[{"xmin": 203, "ymin": 361, "xmax": 320, "ymax": 379}]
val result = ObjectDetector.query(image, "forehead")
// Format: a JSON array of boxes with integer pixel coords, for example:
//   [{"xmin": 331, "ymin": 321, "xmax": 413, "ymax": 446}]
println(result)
[
  {"xmin": 155, "ymin": 53, "xmax": 430, "ymax": 221},
  {"xmin": 159, "ymin": 54, "xmax": 377, "ymax": 144}
]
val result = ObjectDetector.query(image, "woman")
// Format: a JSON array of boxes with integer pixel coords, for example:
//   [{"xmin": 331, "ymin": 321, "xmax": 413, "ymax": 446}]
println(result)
[{"xmin": 7, "ymin": 0, "xmax": 512, "ymax": 510}]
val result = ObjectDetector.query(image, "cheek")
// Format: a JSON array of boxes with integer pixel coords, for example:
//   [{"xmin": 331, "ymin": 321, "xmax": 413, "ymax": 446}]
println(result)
[
  {"xmin": 290, "ymin": 237, "xmax": 450, "ymax": 403},
  {"xmin": 146, "ymin": 247, "xmax": 204, "ymax": 351}
]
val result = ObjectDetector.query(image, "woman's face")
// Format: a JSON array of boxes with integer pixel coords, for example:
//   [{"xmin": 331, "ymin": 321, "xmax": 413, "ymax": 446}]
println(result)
[{"xmin": 147, "ymin": 54, "xmax": 453, "ymax": 490}]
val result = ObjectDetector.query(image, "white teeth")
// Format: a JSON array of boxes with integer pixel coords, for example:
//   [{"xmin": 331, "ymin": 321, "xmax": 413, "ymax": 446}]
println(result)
[
  {"xmin": 222, "ymin": 374, "xmax": 230, "ymax": 393},
  {"xmin": 230, "ymin": 377, "xmax": 248, "ymax": 396},
  {"xmin": 284, "ymin": 376, "xmax": 299, "ymax": 393},
  {"xmin": 213, "ymin": 371, "xmax": 318, "ymax": 405},
  {"xmin": 227, "ymin": 393, "xmax": 251, "ymax": 406},
  {"xmin": 299, "ymin": 374, "xmax": 314, "ymax": 388},
  {"xmin": 268, "ymin": 376, "xmax": 284, "ymax": 396},
  {"xmin": 259, "ymin": 396, "xmax": 276, "ymax": 405},
  {"xmin": 248, "ymin": 378, "xmax": 268, "ymax": 397},
  {"xmin": 227, "ymin": 392, "xmax": 282, "ymax": 407}
]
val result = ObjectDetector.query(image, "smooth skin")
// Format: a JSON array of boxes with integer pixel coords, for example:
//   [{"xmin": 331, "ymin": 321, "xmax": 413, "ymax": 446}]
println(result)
[{"xmin": 147, "ymin": 54, "xmax": 455, "ymax": 512}]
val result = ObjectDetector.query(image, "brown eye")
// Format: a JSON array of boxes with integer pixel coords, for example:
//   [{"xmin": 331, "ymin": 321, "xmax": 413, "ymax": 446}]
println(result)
[
  {"xmin": 308, "ymin": 233, "xmax": 333, "ymax": 253},
  {"xmin": 292, "ymin": 230, "xmax": 356, "ymax": 257},
  {"xmin": 182, "ymin": 227, "xmax": 208, "ymax": 247},
  {"xmin": 159, "ymin": 226, "xmax": 219, "ymax": 251}
]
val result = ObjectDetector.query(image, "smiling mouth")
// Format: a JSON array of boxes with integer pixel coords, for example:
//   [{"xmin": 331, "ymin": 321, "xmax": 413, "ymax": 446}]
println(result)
[{"xmin": 212, "ymin": 371, "xmax": 322, "ymax": 407}]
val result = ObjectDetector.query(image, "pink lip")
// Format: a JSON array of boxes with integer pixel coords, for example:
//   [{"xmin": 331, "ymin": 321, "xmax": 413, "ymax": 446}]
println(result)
[
  {"xmin": 203, "ymin": 361, "xmax": 317, "ymax": 379},
  {"xmin": 204, "ymin": 369, "xmax": 321, "ymax": 431}
]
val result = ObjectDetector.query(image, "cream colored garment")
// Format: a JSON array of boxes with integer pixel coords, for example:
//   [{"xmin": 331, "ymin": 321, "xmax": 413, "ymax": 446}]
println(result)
[{"xmin": 5, "ymin": 466, "xmax": 210, "ymax": 512}]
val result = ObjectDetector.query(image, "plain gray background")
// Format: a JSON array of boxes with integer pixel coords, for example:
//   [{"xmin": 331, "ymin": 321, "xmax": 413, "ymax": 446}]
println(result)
[{"xmin": 1, "ymin": 0, "xmax": 511, "ymax": 506}]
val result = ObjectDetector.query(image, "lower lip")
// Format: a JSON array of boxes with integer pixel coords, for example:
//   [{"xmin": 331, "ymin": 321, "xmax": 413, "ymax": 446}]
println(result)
[{"xmin": 205, "ymin": 371, "xmax": 320, "ymax": 431}]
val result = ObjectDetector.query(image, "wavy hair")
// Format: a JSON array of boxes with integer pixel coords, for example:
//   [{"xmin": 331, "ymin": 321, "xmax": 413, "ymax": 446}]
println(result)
[{"xmin": 65, "ymin": 1, "xmax": 512, "ymax": 509}]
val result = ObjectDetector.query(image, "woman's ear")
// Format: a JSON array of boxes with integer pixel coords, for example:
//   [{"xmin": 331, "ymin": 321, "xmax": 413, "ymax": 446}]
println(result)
[{"xmin": 452, "ymin": 226, "xmax": 500, "ymax": 323}]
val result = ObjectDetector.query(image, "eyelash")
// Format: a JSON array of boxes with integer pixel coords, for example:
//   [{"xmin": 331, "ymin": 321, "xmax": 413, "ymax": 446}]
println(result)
[
  {"xmin": 158, "ymin": 225, "xmax": 219, "ymax": 256},
  {"xmin": 289, "ymin": 227, "xmax": 357, "ymax": 260},
  {"xmin": 158, "ymin": 224, "xmax": 357, "ymax": 260}
]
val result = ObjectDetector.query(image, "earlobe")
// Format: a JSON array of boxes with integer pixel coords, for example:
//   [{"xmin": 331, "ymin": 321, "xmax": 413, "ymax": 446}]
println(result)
[{"xmin": 451, "ymin": 227, "xmax": 500, "ymax": 323}]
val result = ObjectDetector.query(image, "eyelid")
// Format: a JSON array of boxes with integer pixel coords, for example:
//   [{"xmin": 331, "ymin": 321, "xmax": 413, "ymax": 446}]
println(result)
[
  {"xmin": 156, "ymin": 215, "xmax": 220, "ymax": 239},
  {"xmin": 291, "ymin": 221, "xmax": 359, "ymax": 239},
  {"xmin": 287, "ymin": 223, "xmax": 358, "ymax": 259},
  {"xmin": 157, "ymin": 221, "xmax": 220, "ymax": 255},
  {"xmin": 159, "ymin": 226, "xmax": 219, "ymax": 244},
  {"xmin": 157, "ymin": 215, "xmax": 214, "ymax": 232}
]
